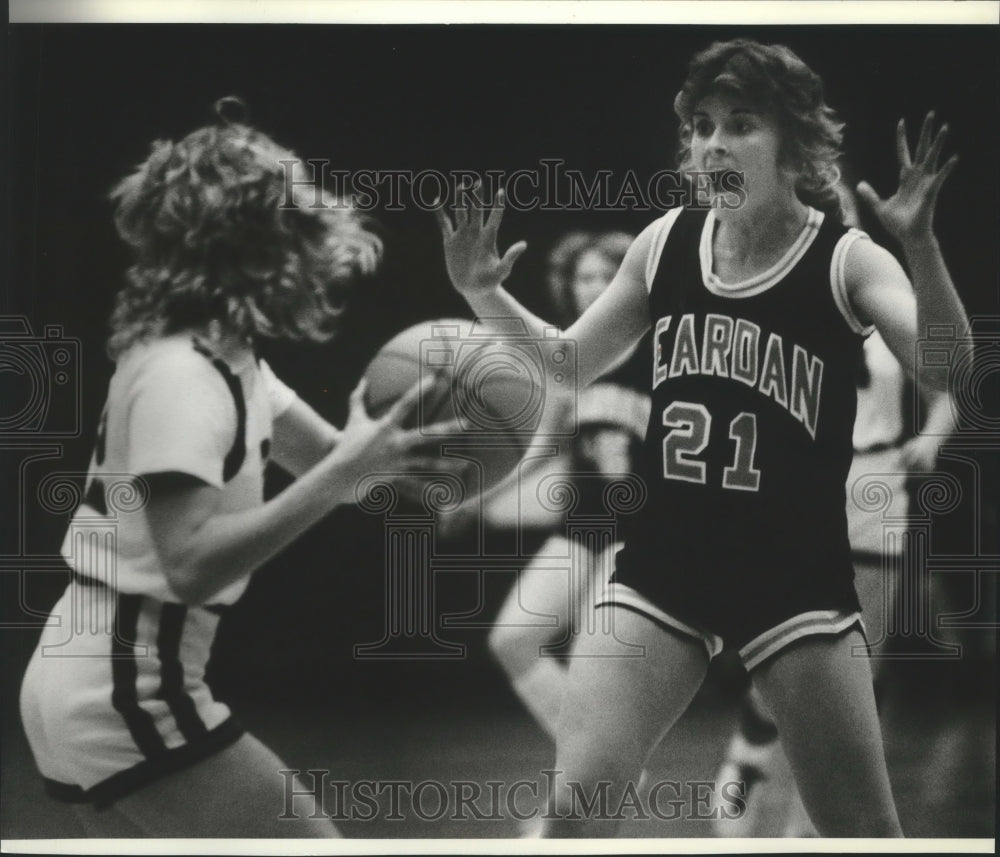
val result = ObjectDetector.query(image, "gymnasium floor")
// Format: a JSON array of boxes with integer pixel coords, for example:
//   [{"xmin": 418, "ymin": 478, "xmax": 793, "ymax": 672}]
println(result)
[{"xmin": 1, "ymin": 648, "xmax": 994, "ymax": 841}]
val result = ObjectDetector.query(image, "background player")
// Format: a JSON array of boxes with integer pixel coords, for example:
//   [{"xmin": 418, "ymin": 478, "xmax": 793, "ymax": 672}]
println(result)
[
  {"xmin": 435, "ymin": 40, "xmax": 969, "ymax": 836},
  {"xmin": 485, "ymin": 231, "xmax": 650, "ymax": 740},
  {"xmin": 18, "ymin": 98, "xmax": 456, "ymax": 838}
]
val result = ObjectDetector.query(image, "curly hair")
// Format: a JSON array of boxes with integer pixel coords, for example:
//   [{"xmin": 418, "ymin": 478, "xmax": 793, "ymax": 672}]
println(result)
[
  {"xmin": 546, "ymin": 230, "xmax": 634, "ymax": 324},
  {"xmin": 107, "ymin": 98, "xmax": 382, "ymax": 358},
  {"xmin": 673, "ymin": 40, "xmax": 845, "ymax": 216}
]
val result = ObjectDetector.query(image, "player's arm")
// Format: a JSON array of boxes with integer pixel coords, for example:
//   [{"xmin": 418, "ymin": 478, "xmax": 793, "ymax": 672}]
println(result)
[
  {"xmin": 851, "ymin": 112, "xmax": 970, "ymax": 390},
  {"xmin": 900, "ymin": 384, "xmax": 955, "ymax": 471},
  {"xmin": 434, "ymin": 189, "xmax": 654, "ymax": 388},
  {"xmin": 270, "ymin": 397, "xmax": 342, "ymax": 477},
  {"xmin": 146, "ymin": 378, "xmax": 453, "ymax": 605}
]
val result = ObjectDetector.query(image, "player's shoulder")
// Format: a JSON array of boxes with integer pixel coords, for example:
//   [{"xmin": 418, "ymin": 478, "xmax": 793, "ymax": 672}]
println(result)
[
  {"xmin": 115, "ymin": 335, "xmax": 233, "ymax": 400},
  {"xmin": 637, "ymin": 207, "xmax": 690, "ymax": 289},
  {"xmin": 636, "ymin": 207, "xmax": 688, "ymax": 244},
  {"xmin": 841, "ymin": 231, "xmax": 909, "ymax": 292}
]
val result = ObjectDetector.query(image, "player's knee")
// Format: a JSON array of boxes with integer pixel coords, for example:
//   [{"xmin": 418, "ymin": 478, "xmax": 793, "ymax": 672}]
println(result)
[
  {"xmin": 556, "ymin": 727, "xmax": 643, "ymax": 790},
  {"xmin": 488, "ymin": 621, "xmax": 537, "ymax": 678}
]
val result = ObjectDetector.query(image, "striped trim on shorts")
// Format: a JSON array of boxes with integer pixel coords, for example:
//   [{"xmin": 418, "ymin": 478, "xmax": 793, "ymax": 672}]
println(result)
[
  {"xmin": 595, "ymin": 583, "xmax": 867, "ymax": 671},
  {"xmin": 595, "ymin": 582, "xmax": 724, "ymax": 661},
  {"xmin": 739, "ymin": 609, "xmax": 867, "ymax": 671}
]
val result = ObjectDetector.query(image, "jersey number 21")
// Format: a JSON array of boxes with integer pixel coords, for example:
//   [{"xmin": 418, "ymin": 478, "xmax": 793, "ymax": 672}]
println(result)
[{"xmin": 662, "ymin": 401, "xmax": 761, "ymax": 492}]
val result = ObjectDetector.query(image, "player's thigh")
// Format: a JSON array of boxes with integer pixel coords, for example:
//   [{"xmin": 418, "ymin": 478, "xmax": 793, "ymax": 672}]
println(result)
[
  {"xmin": 853, "ymin": 556, "xmax": 892, "ymax": 652},
  {"xmin": 556, "ymin": 606, "xmax": 709, "ymax": 772},
  {"xmin": 492, "ymin": 536, "xmax": 577, "ymax": 651},
  {"xmin": 502, "ymin": 535, "xmax": 576, "ymax": 621},
  {"xmin": 752, "ymin": 630, "xmax": 901, "ymax": 837},
  {"xmin": 110, "ymin": 733, "xmax": 340, "ymax": 838}
]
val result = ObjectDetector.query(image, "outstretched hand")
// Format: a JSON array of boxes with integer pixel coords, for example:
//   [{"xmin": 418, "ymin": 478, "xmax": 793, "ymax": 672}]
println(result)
[
  {"xmin": 433, "ymin": 186, "xmax": 528, "ymax": 296},
  {"xmin": 856, "ymin": 111, "xmax": 958, "ymax": 242}
]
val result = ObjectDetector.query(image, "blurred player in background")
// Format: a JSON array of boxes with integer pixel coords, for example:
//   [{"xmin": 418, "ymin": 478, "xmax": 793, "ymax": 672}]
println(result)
[
  {"xmin": 486, "ymin": 231, "xmax": 650, "ymax": 739},
  {"xmin": 18, "ymin": 98, "xmax": 453, "ymax": 838}
]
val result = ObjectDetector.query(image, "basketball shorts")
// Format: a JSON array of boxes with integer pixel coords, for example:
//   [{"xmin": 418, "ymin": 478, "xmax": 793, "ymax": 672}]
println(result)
[
  {"xmin": 19, "ymin": 572, "xmax": 244, "ymax": 808},
  {"xmin": 600, "ymin": 547, "xmax": 865, "ymax": 672}
]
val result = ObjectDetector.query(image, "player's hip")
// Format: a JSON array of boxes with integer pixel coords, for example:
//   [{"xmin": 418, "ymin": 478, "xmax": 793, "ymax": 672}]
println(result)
[{"xmin": 20, "ymin": 577, "xmax": 234, "ymax": 799}]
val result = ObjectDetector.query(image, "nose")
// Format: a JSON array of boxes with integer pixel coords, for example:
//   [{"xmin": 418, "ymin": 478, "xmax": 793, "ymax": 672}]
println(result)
[{"xmin": 707, "ymin": 127, "xmax": 727, "ymax": 154}]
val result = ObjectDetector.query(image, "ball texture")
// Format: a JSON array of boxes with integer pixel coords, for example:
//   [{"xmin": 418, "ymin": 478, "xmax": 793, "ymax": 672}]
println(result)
[{"xmin": 362, "ymin": 318, "xmax": 543, "ymax": 500}]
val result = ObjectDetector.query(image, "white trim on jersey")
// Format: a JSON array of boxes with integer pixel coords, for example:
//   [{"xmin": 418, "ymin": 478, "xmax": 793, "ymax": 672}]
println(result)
[
  {"xmin": 830, "ymin": 228, "xmax": 878, "ymax": 336},
  {"xmin": 739, "ymin": 608, "xmax": 866, "ymax": 671},
  {"xmin": 700, "ymin": 206, "xmax": 825, "ymax": 298},
  {"xmin": 645, "ymin": 207, "xmax": 684, "ymax": 293},
  {"xmin": 595, "ymin": 581, "xmax": 724, "ymax": 660}
]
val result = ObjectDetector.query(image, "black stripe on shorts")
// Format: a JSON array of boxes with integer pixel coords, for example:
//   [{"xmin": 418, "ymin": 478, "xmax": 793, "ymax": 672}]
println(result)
[
  {"xmin": 43, "ymin": 716, "xmax": 245, "ymax": 810},
  {"xmin": 155, "ymin": 603, "xmax": 209, "ymax": 742},
  {"xmin": 111, "ymin": 594, "xmax": 168, "ymax": 759}
]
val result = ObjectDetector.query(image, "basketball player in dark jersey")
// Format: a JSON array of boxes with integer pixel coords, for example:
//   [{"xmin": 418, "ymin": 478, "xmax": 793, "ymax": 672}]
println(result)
[
  {"xmin": 711, "ymin": 177, "xmax": 957, "ymax": 838},
  {"xmin": 434, "ymin": 40, "xmax": 968, "ymax": 837}
]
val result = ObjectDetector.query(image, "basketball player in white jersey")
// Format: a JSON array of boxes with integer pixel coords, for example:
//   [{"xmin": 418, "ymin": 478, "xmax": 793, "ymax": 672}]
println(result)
[{"xmin": 19, "ymin": 99, "xmax": 455, "ymax": 837}]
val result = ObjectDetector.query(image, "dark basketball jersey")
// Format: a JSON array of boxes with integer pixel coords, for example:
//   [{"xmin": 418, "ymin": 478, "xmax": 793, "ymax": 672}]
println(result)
[{"xmin": 613, "ymin": 206, "xmax": 871, "ymax": 636}]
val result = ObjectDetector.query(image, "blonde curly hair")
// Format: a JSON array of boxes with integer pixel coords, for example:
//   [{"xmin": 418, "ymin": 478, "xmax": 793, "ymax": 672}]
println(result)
[{"xmin": 107, "ymin": 97, "xmax": 381, "ymax": 358}]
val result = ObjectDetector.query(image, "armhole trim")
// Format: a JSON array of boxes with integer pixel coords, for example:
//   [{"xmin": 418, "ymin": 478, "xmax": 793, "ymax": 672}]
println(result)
[
  {"xmin": 830, "ymin": 228, "xmax": 876, "ymax": 336},
  {"xmin": 645, "ymin": 208, "xmax": 683, "ymax": 294}
]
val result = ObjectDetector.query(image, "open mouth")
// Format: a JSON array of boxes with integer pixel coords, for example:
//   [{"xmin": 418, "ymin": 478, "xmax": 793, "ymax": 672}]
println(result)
[{"xmin": 705, "ymin": 169, "xmax": 726, "ymax": 191}]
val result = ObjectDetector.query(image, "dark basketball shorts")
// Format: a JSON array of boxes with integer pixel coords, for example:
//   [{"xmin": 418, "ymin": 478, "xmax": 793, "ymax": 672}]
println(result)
[{"xmin": 598, "ymin": 552, "xmax": 866, "ymax": 671}]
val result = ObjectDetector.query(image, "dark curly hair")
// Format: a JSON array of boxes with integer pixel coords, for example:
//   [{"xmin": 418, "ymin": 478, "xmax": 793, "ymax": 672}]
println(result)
[
  {"xmin": 107, "ymin": 97, "xmax": 381, "ymax": 358},
  {"xmin": 673, "ymin": 39, "xmax": 845, "ymax": 216},
  {"xmin": 546, "ymin": 230, "xmax": 634, "ymax": 325}
]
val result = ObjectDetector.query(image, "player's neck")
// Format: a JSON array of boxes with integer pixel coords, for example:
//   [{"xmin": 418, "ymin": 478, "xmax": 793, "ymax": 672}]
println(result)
[
  {"xmin": 189, "ymin": 320, "xmax": 254, "ymax": 365},
  {"xmin": 713, "ymin": 197, "xmax": 811, "ymax": 267}
]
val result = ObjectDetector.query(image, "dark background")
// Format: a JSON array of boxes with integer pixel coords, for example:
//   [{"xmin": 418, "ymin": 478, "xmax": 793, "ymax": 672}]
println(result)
[{"xmin": 3, "ymin": 25, "xmax": 997, "ymax": 715}]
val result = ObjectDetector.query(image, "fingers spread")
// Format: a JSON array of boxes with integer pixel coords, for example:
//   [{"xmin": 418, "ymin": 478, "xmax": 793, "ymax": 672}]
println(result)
[
  {"xmin": 896, "ymin": 118, "xmax": 912, "ymax": 170},
  {"xmin": 925, "ymin": 123, "xmax": 949, "ymax": 172},
  {"xmin": 414, "ymin": 418, "xmax": 463, "ymax": 437},
  {"xmin": 385, "ymin": 373, "xmax": 436, "ymax": 426},
  {"xmin": 467, "ymin": 180, "xmax": 486, "ymax": 230},
  {"xmin": 855, "ymin": 180, "xmax": 881, "ymax": 211},
  {"xmin": 497, "ymin": 240, "xmax": 528, "ymax": 280},
  {"xmin": 433, "ymin": 198, "xmax": 454, "ymax": 237},
  {"xmin": 484, "ymin": 188, "xmax": 507, "ymax": 235},
  {"xmin": 914, "ymin": 111, "xmax": 935, "ymax": 164},
  {"xmin": 928, "ymin": 153, "xmax": 959, "ymax": 201},
  {"xmin": 400, "ymin": 456, "xmax": 471, "ymax": 473},
  {"xmin": 349, "ymin": 377, "xmax": 369, "ymax": 409}
]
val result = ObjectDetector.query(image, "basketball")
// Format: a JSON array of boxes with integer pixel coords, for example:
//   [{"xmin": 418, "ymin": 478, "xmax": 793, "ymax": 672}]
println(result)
[{"xmin": 363, "ymin": 318, "xmax": 563, "ymax": 499}]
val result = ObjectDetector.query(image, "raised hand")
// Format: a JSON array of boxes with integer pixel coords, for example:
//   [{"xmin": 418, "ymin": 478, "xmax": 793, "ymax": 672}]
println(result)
[
  {"xmin": 856, "ymin": 111, "xmax": 958, "ymax": 242},
  {"xmin": 433, "ymin": 186, "xmax": 528, "ymax": 295}
]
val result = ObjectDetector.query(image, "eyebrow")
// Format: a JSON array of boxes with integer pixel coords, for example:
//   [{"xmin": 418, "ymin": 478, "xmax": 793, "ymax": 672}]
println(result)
[{"xmin": 693, "ymin": 107, "xmax": 760, "ymax": 117}]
